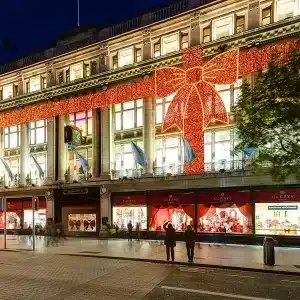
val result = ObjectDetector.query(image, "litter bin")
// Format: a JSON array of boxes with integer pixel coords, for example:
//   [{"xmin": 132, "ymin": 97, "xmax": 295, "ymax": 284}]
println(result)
[{"xmin": 263, "ymin": 237, "xmax": 276, "ymax": 266}]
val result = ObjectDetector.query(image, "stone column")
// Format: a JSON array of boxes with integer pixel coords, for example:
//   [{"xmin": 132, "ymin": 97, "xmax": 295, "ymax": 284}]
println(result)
[
  {"xmin": 142, "ymin": 28, "xmax": 151, "ymax": 60},
  {"xmin": 143, "ymin": 97, "xmax": 155, "ymax": 175},
  {"xmin": 45, "ymin": 117, "xmax": 56, "ymax": 184},
  {"xmin": 58, "ymin": 115, "xmax": 68, "ymax": 182},
  {"xmin": 99, "ymin": 187, "xmax": 111, "ymax": 237},
  {"xmin": 248, "ymin": 0, "xmax": 260, "ymax": 30},
  {"xmin": 0, "ymin": 128, "xmax": 4, "ymax": 159},
  {"xmin": 20, "ymin": 123, "xmax": 29, "ymax": 186},
  {"xmin": 92, "ymin": 108, "xmax": 101, "ymax": 178},
  {"xmin": 100, "ymin": 107, "xmax": 111, "ymax": 179},
  {"xmin": 190, "ymin": 11, "xmax": 200, "ymax": 47}
]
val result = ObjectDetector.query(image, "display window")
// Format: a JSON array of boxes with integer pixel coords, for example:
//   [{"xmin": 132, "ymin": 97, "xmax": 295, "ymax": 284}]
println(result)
[
  {"xmin": 23, "ymin": 210, "xmax": 46, "ymax": 229},
  {"xmin": 197, "ymin": 191, "xmax": 252, "ymax": 234},
  {"xmin": 68, "ymin": 214, "xmax": 96, "ymax": 232},
  {"xmin": 255, "ymin": 189, "xmax": 300, "ymax": 236},
  {"xmin": 112, "ymin": 194, "xmax": 147, "ymax": 230},
  {"xmin": 148, "ymin": 192, "xmax": 195, "ymax": 232}
]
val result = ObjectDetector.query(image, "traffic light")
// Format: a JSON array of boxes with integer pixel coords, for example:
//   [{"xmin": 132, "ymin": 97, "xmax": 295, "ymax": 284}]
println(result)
[{"xmin": 34, "ymin": 197, "xmax": 39, "ymax": 211}]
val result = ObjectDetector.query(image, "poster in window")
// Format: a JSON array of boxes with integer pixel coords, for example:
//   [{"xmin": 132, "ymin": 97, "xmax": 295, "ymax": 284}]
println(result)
[{"xmin": 68, "ymin": 214, "xmax": 96, "ymax": 232}]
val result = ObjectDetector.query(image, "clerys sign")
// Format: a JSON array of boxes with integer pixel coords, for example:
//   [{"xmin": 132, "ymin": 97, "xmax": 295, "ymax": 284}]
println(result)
[
  {"xmin": 64, "ymin": 125, "xmax": 82, "ymax": 146},
  {"xmin": 255, "ymin": 189, "xmax": 300, "ymax": 203},
  {"xmin": 268, "ymin": 205, "xmax": 298, "ymax": 210}
]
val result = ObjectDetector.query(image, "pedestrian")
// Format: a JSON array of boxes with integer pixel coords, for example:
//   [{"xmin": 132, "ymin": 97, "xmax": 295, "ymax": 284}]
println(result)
[
  {"xmin": 114, "ymin": 223, "xmax": 119, "ymax": 238},
  {"xmin": 127, "ymin": 220, "xmax": 133, "ymax": 241},
  {"xmin": 184, "ymin": 225, "xmax": 196, "ymax": 263},
  {"xmin": 136, "ymin": 222, "xmax": 141, "ymax": 241},
  {"xmin": 106, "ymin": 222, "xmax": 111, "ymax": 238},
  {"xmin": 163, "ymin": 221, "xmax": 176, "ymax": 262}
]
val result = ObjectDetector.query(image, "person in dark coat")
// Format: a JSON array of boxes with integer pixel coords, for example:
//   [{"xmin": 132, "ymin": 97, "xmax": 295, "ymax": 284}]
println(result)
[
  {"xmin": 184, "ymin": 225, "xmax": 196, "ymax": 263},
  {"xmin": 163, "ymin": 221, "xmax": 176, "ymax": 262},
  {"xmin": 127, "ymin": 220, "xmax": 133, "ymax": 241}
]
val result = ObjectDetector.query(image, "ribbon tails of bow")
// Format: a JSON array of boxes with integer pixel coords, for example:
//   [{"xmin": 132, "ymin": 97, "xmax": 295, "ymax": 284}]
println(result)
[{"xmin": 155, "ymin": 46, "xmax": 239, "ymax": 174}]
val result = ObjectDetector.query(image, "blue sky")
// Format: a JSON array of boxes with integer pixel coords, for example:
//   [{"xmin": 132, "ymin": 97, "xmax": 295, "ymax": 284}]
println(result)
[{"xmin": 0, "ymin": 0, "xmax": 172, "ymax": 63}]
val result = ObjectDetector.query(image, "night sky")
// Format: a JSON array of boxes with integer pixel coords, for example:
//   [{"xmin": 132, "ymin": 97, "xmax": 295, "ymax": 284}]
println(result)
[{"xmin": 0, "ymin": 0, "xmax": 173, "ymax": 64}]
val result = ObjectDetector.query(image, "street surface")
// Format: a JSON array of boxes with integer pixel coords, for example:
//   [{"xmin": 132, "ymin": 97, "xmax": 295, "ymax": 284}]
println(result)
[{"xmin": 0, "ymin": 251, "xmax": 300, "ymax": 300}]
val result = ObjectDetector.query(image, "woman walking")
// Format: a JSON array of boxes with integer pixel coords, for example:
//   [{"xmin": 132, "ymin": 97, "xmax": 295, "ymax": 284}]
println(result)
[
  {"xmin": 184, "ymin": 225, "xmax": 196, "ymax": 263},
  {"xmin": 163, "ymin": 221, "xmax": 176, "ymax": 262}
]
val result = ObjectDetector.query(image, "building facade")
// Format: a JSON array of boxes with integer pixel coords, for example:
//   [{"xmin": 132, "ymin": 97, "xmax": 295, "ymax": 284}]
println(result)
[{"xmin": 0, "ymin": 0, "xmax": 300, "ymax": 244}]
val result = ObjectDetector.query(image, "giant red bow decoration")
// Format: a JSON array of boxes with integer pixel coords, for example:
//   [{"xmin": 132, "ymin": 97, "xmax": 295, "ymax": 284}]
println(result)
[{"xmin": 156, "ymin": 46, "xmax": 239, "ymax": 173}]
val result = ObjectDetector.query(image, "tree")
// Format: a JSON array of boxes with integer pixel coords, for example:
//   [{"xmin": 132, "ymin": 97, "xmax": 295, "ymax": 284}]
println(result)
[{"xmin": 235, "ymin": 48, "xmax": 300, "ymax": 182}]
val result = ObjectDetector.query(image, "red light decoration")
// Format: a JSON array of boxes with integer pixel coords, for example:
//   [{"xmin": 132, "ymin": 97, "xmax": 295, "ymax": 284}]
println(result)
[{"xmin": 0, "ymin": 38, "xmax": 298, "ymax": 174}]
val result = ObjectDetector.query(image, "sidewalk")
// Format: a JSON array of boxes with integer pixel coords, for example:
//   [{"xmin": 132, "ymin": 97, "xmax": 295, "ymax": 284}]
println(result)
[{"xmin": 1, "ymin": 235, "xmax": 300, "ymax": 275}]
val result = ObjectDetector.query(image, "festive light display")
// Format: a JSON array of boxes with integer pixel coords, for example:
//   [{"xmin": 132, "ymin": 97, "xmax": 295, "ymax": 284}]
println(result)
[{"xmin": 0, "ymin": 38, "xmax": 299, "ymax": 174}]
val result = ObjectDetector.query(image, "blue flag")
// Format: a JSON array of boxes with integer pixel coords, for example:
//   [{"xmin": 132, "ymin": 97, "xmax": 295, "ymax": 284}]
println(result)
[
  {"xmin": 75, "ymin": 151, "xmax": 90, "ymax": 173},
  {"xmin": 183, "ymin": 138, "xmax": 196, "ymax": 164},
  {"xmin": 131, "ymin": 142, "xmax": 148, "ymax": 168},
  {"xmin": 242, "ymin": 147, "xmax": 256, "ymax": 157},
  {"xmin": 0, "ymin": 158, "xmax": 14, "ymax": 182},
  {"xmin": 31, "ymin": 155, "xmax": 45, "ymax": 179}
]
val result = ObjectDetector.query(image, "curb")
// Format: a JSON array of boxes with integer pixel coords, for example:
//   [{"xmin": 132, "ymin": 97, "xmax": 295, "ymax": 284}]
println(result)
[{"xmin": 57, "ymin": 253, "xmax": 300, "ymax": 276}]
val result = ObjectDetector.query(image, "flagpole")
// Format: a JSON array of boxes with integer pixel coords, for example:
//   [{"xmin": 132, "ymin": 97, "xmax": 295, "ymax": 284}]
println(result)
[{"xmin": 77, "ymin": 0, "xmax": 80, "ymax": 27}]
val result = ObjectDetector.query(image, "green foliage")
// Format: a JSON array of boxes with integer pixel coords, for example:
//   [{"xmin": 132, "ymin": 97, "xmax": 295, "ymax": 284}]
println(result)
[{"xmin": 235, "ymin": 47, "xmax": 300, "ymax": 182}]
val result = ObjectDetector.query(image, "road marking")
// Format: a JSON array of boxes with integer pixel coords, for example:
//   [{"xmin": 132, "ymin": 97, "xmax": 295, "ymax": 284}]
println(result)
[
  {"xmin": 160, "ymin": 286, "xmax": 278, "ymax": 300},
  {"xmin": 281, "ymin": 280, "xmax": 300, "ymax": 284},
  {"xmin": 228, "ymin": 274, "xmax": 255, "ymax": 279}
]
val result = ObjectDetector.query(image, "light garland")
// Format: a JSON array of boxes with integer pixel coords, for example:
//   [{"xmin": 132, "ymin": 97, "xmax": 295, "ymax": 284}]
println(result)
[{"xmin": 0, "ymin": 38, "xmax": 298, "ymax": 174}]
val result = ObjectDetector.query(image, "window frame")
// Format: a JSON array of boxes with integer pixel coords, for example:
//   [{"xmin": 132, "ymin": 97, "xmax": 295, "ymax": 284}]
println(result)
[
  {"xmin": 275, "ymin": 0, "xmax": 299, "ymax": 22},
  {"xmin": 153, "ymin": 41, "xmax": 161, "ymax": 57},
  {"xmin": 30, "ymin": 120, "xmax": 47, "ymax": 145},
  {"xmin": 181, "ymin": 32, "xmax": 189, "ymax": 50},
  {"xmin": 161, "ymin": 32, "xmax": 180, "ymax": 55},
  {"xmin": 70, "ymin": 63, "xmax": 83, "ymax": 81},
  {"xmin": 4, "ymin": 125, "xmax": 21, "ymax": 149},
  {"xmin": 212, "ymin": 15, "xmax": 234, "ymax": 40},
  {"xmin": 203, "ymin": 26, "xmax": 212, "ymax": 43},
  {"xmin": 3, "ymin": 84, "xmax": 13, "ymax": 100},
  {"xmin": 235, "ymin": 15, "xmax": 246, "ymax": 33},
  {"xmin": 118, "ymin": 47, "xmax": 134, "ymax": 68},
  {"xmin": 29, "ymin": 75, "xmax": 41, "ymax": 93},
  {"xmin": 69, "ymin": 110, "xmax": 93, "ymax": 137}
]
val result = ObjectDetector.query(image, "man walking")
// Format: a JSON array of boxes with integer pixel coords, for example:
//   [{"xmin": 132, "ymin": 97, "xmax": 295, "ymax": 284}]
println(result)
[
  {"xmin": 184, "ymin": 225, "xmax": 196, "ymax": 263},
  {"xmin": 127, "ymin": 220, "xmax": 133, "ymax": 241},
  {"xmin": 163, "ymin": 221, "xmax": 176, "ymax": 262}
]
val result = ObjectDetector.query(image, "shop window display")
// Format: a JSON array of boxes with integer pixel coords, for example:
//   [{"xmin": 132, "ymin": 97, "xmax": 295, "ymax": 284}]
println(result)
[
  {"xmin": 113, "ymin": 206, "xmax": 147, "ymax": 230},
  {"xmin": 68, "ymin": 214, "xmax": 96, "ymax": 232},
  {"xmin": 255, "ymin": 203, "xmax": 300, "ymax": 236},
  {"xmin": 0, "ymin": 211, "xmax": 21, "ymax": 229},
  {"xmin": 23, "ymin": 209, "xmax": 46, "ymax": 229},
  {"xmin": 149, "ymin": 205, "xmax": 194, "ymax": 232},
  {"xmin": 198, "ymin": 203, "xmax": 252, "ymax": 234}
]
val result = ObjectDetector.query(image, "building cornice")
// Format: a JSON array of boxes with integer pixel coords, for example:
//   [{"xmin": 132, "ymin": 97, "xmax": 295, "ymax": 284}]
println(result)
[{"xmin": 0, "ymin": 16, "xmax": 299, "ymax": 112}]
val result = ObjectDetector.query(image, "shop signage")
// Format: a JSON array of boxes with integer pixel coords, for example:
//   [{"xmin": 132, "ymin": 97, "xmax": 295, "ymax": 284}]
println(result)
[
  {"xmin": 148, "ymin": 192, "xmax": 195, "ymax": 205},
  {"xmin": 63, "ymin": 188, "xmax": 88, "ymax": 195},
  {"xmin": 268, "ymin": 205, "xmax": 298, "ymax": 210},
  {"xmin": 255, "ymin": 189, "xmax": 300, "ymax": 203},
  {"xmin": 112, "ymin": 194, "xmax": 146, "ymax": 206},
  {"xmin": 198, "ymin": 191, "xmax": 251, "ymax": 204},
  {"xmin": 6, "ymin": 200, "xmax": 22, "ymax": 210}
]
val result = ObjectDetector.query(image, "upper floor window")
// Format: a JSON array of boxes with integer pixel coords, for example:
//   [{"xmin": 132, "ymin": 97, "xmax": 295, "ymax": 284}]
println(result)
[
  {"xmin": 70, "ymin": 63, "xmax": 83, "ymax": 81},
  {"xmin": 135, "ymin": 48, "xmax": 142, "ymax": 63},
  {"xmin": 69, "ymin": 110, "xmax": 92, "ymax": 137},
  {"xmin": 276, "ymin": 0, "xmax": 299, "ymax": 21},
  {"xmin": 203, "ymin": 26, "xmax": 211, "ymax": 43},
  {"xmin": 156, "ymin": 94, "xmax": 175, "ymax": 124},
  {"xmin": 0, "ymin": 89, "xmax": 3, "ymax": 101},
  {"xmin": 30, "ymin": 120, "xmax": 47, "ymax": 145},
  {"xmin": 112, "ymin": 54, "xmax": 118, "ymax": 69},
  {"xmin": 84, "ymin": 63, "xmax": 90, "ymax": 77},
  {"xmin": 30, "ymin": 154, "xmax": 47, "ymax": 181},
  {"xmin": 114, "ymin": 99, "xmax": 143, "ymax": 131},
  {"xmin": 154, "ymin": 42, "xmax": 161, "ymax": 57},
  {"xmin": 42, "ymin": 77, "xmax": 47, "ymax": 89},
  {"xmin": 181, "ymin": 33, "xmax": 189, "ymax": 49},
  {"xmin": 58, "ymin": 71, "xmax": 64, "ymax": 84},
  {"xmin": 119, "ymin": 48, "xmax": 134, "ymax": 67},
  {"xmin": 3, "ymin": 84, "xmax": 13, "ymax": 100},
  {"xmin": 162, "ymin": 33, "xmax": 180, "ymax": 55},
  {"xmin": 236, "ymin": 16, "xmax": 245, "ymax": 33},
  {"xmin": 30, "ymin": 76, "xmax": 41, "ymax": 92},
  {"xmin": 262, "ymin": 7, "xmax": 272, "ymax": 25},
  {"xmin": 4, "ymin": 125, "xmax": 21, "ymax": 149},
  {"xmin": 91, "ymin": 61, "xmax": 98, "ymax": 75},
  {"xmin": 213, "ymin": 15, "xmax": 234, "ymax": 40},
  {"xmin": 69, "ymin": 148, "xmax": 92, "ymax": 176}
]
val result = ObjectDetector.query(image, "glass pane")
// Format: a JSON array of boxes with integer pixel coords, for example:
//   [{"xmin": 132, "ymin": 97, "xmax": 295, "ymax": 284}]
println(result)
[
  {"xmin": 88, "ymin": 110, "xmax": 92, "ymax": 118},
  {"xmin": 123, "ymin": 153, "xmax": 135, "ymax": 169},
  {"xmin": 10, "ymin": 126, "xmax": 17, "ymax": 133},
  {"xmin": 162, "ymin": 33, "xmax": 179, "ymax": 55},
  {"xmin": 136, "ymin": 99, "xmax": 143, "ymax": 107},
  {"xmin": 214, "ymin": 16, "xmax": 233, "ymax": 39},
  {"xmin": 69, "ymin": 114, "xmax": 74, "ymax": 121},
  {"xmin": 234, "ymin": 89, "xmax": 241, "ymax": 105},
  {"xmin": 215, "ymin": 130, "xmax": 231, "ymax": 142},
  {"xmin": 115, "ymin": 112, "xmax": 121, "ymax": 130},
  {"xmin": 166, "ymin": 137, "xmax": 179, "ymax": 148},
  {"xmin": 70, "ymin": 63, "xmax": 83, "ymax": 81},
  {"xmin": 156, "ymin": 98, "xmax": 163, "ymax": 104},
  {"xmin": 215, "ymin": 84, "xmax": 231, "ymax": 91},
  {"xmin": 115, "ymin": 104, "xmax": 121, "ymax": 112},
  {"xmin": 4, "ymin": 135, "xmax": 9, "ymax": 148},
  {"xmin": 165, "ymin": 102, "xmax": 170, "ymax": 117},
  {"xmin": 277, "ymin": 0, "xmax": 295, "ymax": 21},
  {"xmin": 215, "ymin": 141, "xmax": 231, "ymax": 162},
  {"xmin": 119, "ymin": 48, "xmax": 133, "ymax": 67},
  {"xmin": 123, "ymin": 110, "xmax": 135, "ymax": 129},
  {"xmin": 30, "ymin": 122, "xmax": 35, "ymax": 129},
  {"xmin": 123, "ymin": 143, "xmax": 132, "ymax": 153},
  {"xmin": 4, "ymin": 128, "xmax": 8, "ymax": 134},
  {"xmin": 30, "ymin": 76, "xmax": 41, "ymax": 92},
  {"xmin": 156, "ymin": 105, "xmax": 163, "ymax": 124},
  {"xmin": 204, "ymin": 132, "xmax": 212, "ymax": 143},
  {"xmin": 88, "ymin": 118, "xmax": 92, "ymax": 135},
  {"xmin": 115, "ymin": 153, "xmax": 122, "ymax": 170},
  {"xmin": 218, "ymin": 90, "xmax": 231, "ymax": 112},
  {"xmin": 36, "ymin": 127, "xmax": 45, "ymax": 144},
  {"xmin": 36, "ymin": 120, "xmax": 45, "ymax": 128},
  {"xmin": 10, "ymin": 133, "xmax": 18, "ymax": 148},
  {"xmin": 115, "ymin": 144, "xmax": 122, "ymax": 153},
  {"xmin": 204, "ymin": 144, "xmax": 212, "ymax": 163},
  {"xmin": 156, "ymin": 149, "xmax": 163, "ymax": 167},
  {"xmin": 165, "ymin": 93, "xmax": 175, "ymax": 102},
  {"xmin": 76, "ymin": 112, "xmax": 86, "ymax": 120},
  {"xmin": 156, "ymin": 139, "xmax": 163, "ymax": 150},
  {"xmin": 137, "ymin": 108, "xmax": 143, "ymax": 127},
  {"xmin": 76, "ymin": 119, "xmax": 87, "ymax": 136},
  {"xmin": 123, "ymin": 101, "xmax": 134, "ymax": 110},
  {"xmin": 30, "ymin": 130, "xmax": 36, "ymax": 145},
  {"xmin": 165, "ymin": 148, "xmax": 179, "ymax": 165}
]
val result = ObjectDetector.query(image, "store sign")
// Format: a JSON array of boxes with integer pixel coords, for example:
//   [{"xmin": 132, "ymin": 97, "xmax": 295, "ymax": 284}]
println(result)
[
  {"xmin": 148, "ymin": 192, "xmax": 195, "ymax": 205},
  {"xmin": 198, "ymin": 191, "xmax": 251, "ymax": 204},
  {"xmin": 112, "ymin": 194, "xmax": 146, "ymax": 206},
  {"xmin": 63, "ymin": 188, "xmax": 88, "ymax": 195},
  {"xmin": 268, "ymin": 205, "xmax": 298, "ymax": 210},
  {"xmin": 255, "ymin": 189, "xmax": 300, "ymax": 203}
]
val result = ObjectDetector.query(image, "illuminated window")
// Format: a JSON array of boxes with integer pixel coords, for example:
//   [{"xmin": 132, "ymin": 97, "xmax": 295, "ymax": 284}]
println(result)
[
  {"xmin": 69, "ymin": 148, "xmax": 92, "ymax": 176},
  {"xmin": 213, "ymin": 16, "xmax": 234, "ymax": 40},
  {"xmin": 118, "ymin": 48, "xmax": 133, "ymax": 67},
  {"xmin": 154, "ymin": 42, "xmax": 161, "ymax": 57},
  {"xmin": 3, "ymin": 84, "xmax": 13, "ymax": 99},
  {"xmin": 112, "ymin": 54, "xmax": 118, "ymax": 69},
  {"xmin": 204, "ymin": 132, "xmax": 212, "ymax": 171},
  {"xmin": 30, "ymin": 76, "xmax": 41, "ymax": 92},
  {"xmin": 276, "ymin": 0, "xmax": 298, "ymax": 21},
  {"xmin": 13, "ymin": 84, "xmax": 19, "ymax": 97},
  {"xmin": 236, "ymin": 16, "xmax": 245, "ymax": 33},
  {"xmin": 1, "ymin": 158, "xmax": 20, "ymax": 184},
  {"xmin": 70, "ymin": 63, "xmax": 83, "ymax": 81},
  {"xmin": 30, "ymin": 154, "xmax": 47, "ymax": 182},
  {"xmin": 84, "ymin": 63, "xmax": 90, "ymax": 77},
  {"xmin": 66, "ymin": 69, "xmax": 70, "ymax": 82},
  {"xmin": 215, "ymin": 130, "xmax": 231, "ymax": 170},
  {"xmin": 135, "ymin": 48, "xmax": 142, "ymax": 62},
  {"xmin": 91, "ymin": 61, "xmax": 98, "ymax": 75},
  {"xmin": 4, "ymin": 125, "xmax": 21, "ymax": 149},
  {"xmin": 262, "ymin": 7, "xmax": 272, "ymax": 25},
  {"xmin": 181, "ymin": 33, "xmax": 189, "ymax": 49},
  {"xmin": 203, "ymin": 27, "xmax": 211, "ymax": 43},
  {"xmin": 155, "ymin": 94, "xmax": 175, "ymax": 124},
  {"xmin": 69, "ymin": 110, "xmax": 92, "ymax": 137},
  {"xmin": 58, "ymin": 71, "xmax": 64, "ymax": 84},
  {"xmin": 162, "ymin": 33, "xmax": 179, "ymax": 55},
  {"xmin": 233, "ymin": 78, "xmax": 243, "ymax": 105},
  {"xmin": 0, "ymin": 89, "xmax": 3, "ymax": 100},
  {"xmin": 41, "ymin": 77, "xmax": 47, "ymax": 89},
  {"xmin": 30, "ymin": 120, "xmax": 47, "ymax": 145},
  {"xmin": 114, "ymin": 99, "xmax": 143, "ymax": 131},
  {"xmin": 215, "ymin": 84, "xmax": 231, "ymax": 112}
]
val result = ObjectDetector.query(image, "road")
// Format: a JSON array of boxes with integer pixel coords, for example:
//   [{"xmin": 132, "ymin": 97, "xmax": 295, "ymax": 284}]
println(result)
[{"xmin": 0, "ymin": 251, "xmax": 299, "ymax": 300}]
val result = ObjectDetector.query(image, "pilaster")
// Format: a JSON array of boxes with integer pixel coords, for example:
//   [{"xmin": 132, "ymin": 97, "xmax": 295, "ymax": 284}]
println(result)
[
  {"xmin": 100, "ymin": 107, "xmax": 111, "ymax": 179},
  {"xmin": 248, "ymin": 0, "xmax": 260, "ymax": 30},
  {"xmin": 142, "ymin": 28, "xmax": 152, "ymax": 60},
  {"xmin": 45, "ymin": 117, "xmax": 56, "ymax": 184},
  {"xmin": 92, "ymin": 108, "xmax": 101, "ymax": 178},
  {"xmin": 190, "ymin": 11, "xmax": 200, "ymax": 47},
  {"xmin": 57, "ymin": 115, "xmax": 68, "ymax": 181},
  {"xmin": 20, "ymin": 123, "xmax": 29, "ymax": 185}
]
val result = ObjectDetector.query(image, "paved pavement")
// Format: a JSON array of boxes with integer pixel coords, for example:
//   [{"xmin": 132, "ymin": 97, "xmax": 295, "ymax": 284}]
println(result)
[
  {"xmin": 1, "ymin": 235, "xmax": 300, "ymax": 274},
  {"xmin": 0, "ymin": 250, "xmax": 300, "ymax": 300}
]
